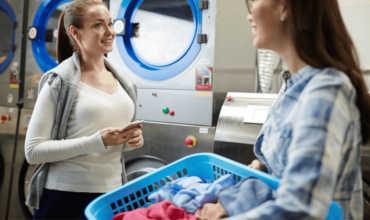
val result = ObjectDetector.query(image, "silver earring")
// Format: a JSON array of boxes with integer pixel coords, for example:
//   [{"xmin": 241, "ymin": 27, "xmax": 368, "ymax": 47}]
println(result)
[{"xmin": 280, "ymin": 16, "xmax": 286, "ymax": 21}]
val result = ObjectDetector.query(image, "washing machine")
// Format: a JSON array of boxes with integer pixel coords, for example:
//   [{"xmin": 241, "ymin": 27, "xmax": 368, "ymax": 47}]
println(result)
[
  {"xmin": 23, "ymin": 0, "xmax": 74, "ymax": 110},
  {"xmin": 108, "ymin": 0, "xmax": 257, "ymax": 163},
  {"xmin": 0, "ymin": 0, "xmax": 25, "ymax": 219},
  {"xmin": 6, "ymin": 0, "xmax": 72, "ymax": 219},
  {"xmin": 0, "ymin": 0, "xmax": 22, "ymax": 107}
]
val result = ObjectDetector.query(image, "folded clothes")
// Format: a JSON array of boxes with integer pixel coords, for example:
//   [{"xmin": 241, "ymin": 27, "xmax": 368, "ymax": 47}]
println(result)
[
  {"xmin": 219, "ymin": 176, "xmax": 273, "ymax": 216},
  {"xmin": 148, "ymin": 175, "xmax": 235, "ymax": 214},
  {"xmin": 111, "ymin": 201, "xmax": 197, "ymax": 220}
]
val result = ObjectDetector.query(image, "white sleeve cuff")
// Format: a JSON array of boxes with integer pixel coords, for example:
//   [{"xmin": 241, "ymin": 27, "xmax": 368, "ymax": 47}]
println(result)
[
  {"xmin": 81, "ymin": 130, "xmax": 107, "ymax": 153},
  {"xmin": 122, "ymin": 139, "xmax": 143, "ymax": 152}
]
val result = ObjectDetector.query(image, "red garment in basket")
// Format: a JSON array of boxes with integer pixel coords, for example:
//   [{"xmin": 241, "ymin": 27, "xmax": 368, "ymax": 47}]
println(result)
[{"xmin": 111, "ymin": 201, "xmax": 197, "ymax": 220}]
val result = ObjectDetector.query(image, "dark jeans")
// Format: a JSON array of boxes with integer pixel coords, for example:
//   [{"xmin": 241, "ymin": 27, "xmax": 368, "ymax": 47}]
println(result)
[{"xmin": 33, "ymin": 188, "xmax": 103, "ymax": 220}]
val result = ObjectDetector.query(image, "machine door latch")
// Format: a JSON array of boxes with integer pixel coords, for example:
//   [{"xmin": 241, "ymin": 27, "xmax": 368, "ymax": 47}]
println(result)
[
  {"xmin": 13, "ymin": 21, "xmax": 17, "ymax": 29},
  {"xmin": 28, "ymin": 26, "xmax": 38, "ymax": 40},
  {"xmin": 113, "ymin": 19, "xmax": 125, "ymax": 35},
  {"xmin": 198, "ymin": 34, "xmax": 208, "ymax": 44},
  {"xmin": 199, "ymin": 0, "xmax": 209, "ymax": 10},
  {"xmin": 11, "ymin": 45, "xmax": 16, "ymax": 52}
]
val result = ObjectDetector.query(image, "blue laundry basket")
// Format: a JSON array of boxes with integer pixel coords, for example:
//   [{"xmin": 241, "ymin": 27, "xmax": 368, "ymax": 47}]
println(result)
[{"xmin": 85, "ymin": 153, "xmax": 343, "ymax": 220}]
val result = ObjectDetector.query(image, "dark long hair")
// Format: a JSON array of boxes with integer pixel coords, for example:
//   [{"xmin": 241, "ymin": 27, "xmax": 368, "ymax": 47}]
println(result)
[
  {"xmin": 285, "ymin": 0, "xmax": 370, "ymax": 144},
  {"xmin": 56, "ymin": 0, "xmax": 108, "ymax": 64}
]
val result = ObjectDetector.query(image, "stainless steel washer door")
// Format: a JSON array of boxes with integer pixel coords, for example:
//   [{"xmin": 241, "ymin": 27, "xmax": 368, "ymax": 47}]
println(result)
[{"xmin": 125, "ymin": 155, "xmax": 167, "ymax": 181}]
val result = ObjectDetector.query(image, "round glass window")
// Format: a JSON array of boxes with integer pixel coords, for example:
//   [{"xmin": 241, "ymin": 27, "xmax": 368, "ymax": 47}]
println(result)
[
  {"xmin": 132, "ymin": 0, "xmax": 195, "ymax": 66},
  {"xmin": 0, "ymin": 11, "xmax": 13, "ymax": 64},
  {"xmin": 45, "ymin": 3, "xmax": 69, "ymax": 62}
]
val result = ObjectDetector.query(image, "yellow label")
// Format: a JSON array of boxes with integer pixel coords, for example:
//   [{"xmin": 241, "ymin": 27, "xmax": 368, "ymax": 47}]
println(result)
[
  {"xmin": 195, "ymin": 92, "xmax": 212, "ymax": 97},
  {"xmin": 10, "ymin": 84, "xmax": 18, "ymax": 88}
]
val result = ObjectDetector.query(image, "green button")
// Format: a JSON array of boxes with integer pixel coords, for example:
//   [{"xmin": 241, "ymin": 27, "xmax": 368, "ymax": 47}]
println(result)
[{"xmin": 163, "ymin": 107, "xmax": 169, "ymax": 114}]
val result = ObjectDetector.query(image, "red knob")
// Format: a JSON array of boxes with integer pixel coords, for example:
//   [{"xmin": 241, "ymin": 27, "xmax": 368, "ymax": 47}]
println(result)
[
  {"xmin": 185, "ymin": 138, "xmax": 193, "ymax": 145},
  {"xmin": 1, "ymin": 115, "xmax": 7, "ymax": 120},
  {"xmin": 169, "ymin": 110, "xmax": 174, "ymax": 116},
  {"xmin": 227, "ymin": 96, "xmax": 232, "ymax": 102}
]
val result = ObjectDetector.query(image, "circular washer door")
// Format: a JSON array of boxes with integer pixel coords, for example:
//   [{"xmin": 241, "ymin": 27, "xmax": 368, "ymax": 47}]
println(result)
[
  {"xmin": 115, "ymin": 0, "xmax": 202, "ymax": 81},
  {"xmin": 31, "ymin": 0, "xmax": 72, "ymax": 72},
  {"xmin": 125, "ymin": 155, "xmax": 167, "ymax": 181},
  {"xmin": 0, "ymin": 0, "xmax": 16, "ymax": 73}
]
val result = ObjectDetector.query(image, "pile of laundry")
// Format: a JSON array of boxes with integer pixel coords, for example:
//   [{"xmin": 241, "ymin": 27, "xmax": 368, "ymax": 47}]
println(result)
[{"xmin": 112, "ymin": 175, "xmax": 273, "ymax": 220}]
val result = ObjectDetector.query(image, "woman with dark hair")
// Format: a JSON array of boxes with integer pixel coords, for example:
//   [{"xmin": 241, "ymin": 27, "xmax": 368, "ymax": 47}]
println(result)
[
  {"xmin": 242, "ymin": 0, "xmax": 369, "ymax": 219},
  {"xmin": 198, "ymin": 0, "xmax": 369, "ymax": 219},
  {"xmin": 24, "ymin": 0, "xmax": 143, "ymax": 219}
]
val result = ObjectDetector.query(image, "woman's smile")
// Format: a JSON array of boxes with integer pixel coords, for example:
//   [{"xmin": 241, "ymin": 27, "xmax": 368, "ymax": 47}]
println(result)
[
  {"xmin": 101, "ymin": 39, "xmax": 113, "ymax": 44},
  {"xmin": 252, "ymin": 26, "xmax": 257, "ymax": 36}
]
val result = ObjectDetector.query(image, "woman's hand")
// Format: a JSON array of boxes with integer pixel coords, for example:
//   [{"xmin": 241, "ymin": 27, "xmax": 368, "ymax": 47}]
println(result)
[
  {"xmin": 99, "ymin": 127, "xmax": 139, "ymax": 147},
  {"xmin": 248, "ymin": 159, "xmax": 267, "ymax": 172},
  {"xmin": 127, "ymin": 127, "xmax": 143, "ymax": 148},
  {"xmin": 194, "ymin": 200, "xmax": 228, "ymax": 220}
]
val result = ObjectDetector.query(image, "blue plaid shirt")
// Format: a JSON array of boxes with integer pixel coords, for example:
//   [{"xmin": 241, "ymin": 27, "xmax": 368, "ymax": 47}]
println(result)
[{"xmin": 247, "ymin": 65, "xmax": 363, "ymax": 219}]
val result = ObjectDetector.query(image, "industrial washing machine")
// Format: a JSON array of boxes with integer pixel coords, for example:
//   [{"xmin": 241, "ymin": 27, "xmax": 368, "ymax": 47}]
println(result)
[
  {"xmin": 6, "ymin": 0, "xmax": 73, "ymax": 219},
  {"xmin": 0, "ymin": 0, "xmax": 26, "ymax": 219},
  {"xmin": 108, "ymin": 0, "xmax": 257, "ymax": 164}
]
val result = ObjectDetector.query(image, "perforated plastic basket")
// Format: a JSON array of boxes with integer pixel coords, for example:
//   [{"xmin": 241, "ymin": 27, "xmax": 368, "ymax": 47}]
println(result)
[{"xmin": 85, "ymin": 153, "xmax": 343, "ymax": 220}]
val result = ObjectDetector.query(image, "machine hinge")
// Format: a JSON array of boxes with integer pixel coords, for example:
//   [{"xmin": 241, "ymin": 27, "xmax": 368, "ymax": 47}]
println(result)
[
  {"xmin": 13, "ymin": 21, "xmax": 17, "ymax": 29},
  {"xmin": 199, "ymin": 0, "xmax": 209, "ymax": 10},
  {"xmin": 11, "ymin": 45, "xmax": 16, "ymax": 52},
  {"xmin": 198, "ymin": 34, "xmax": 208, "ymax": 44}
]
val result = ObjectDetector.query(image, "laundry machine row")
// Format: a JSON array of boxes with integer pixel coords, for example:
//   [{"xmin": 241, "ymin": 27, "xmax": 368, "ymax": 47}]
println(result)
[{"xmin": 0, "ymin": 0, "xmax": 29, "ymax": 219}]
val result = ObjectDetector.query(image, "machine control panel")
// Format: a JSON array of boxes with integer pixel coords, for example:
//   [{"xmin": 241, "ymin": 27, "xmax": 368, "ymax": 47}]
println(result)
[{"xmin": 138, "ymin": 89, "xmax": 213, "ymax": 126}]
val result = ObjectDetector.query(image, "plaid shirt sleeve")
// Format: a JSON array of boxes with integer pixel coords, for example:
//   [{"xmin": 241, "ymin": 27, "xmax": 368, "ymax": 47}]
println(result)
[{"xmin": 243, "ymin": 75, "xmax": 358, "ymax": 219}]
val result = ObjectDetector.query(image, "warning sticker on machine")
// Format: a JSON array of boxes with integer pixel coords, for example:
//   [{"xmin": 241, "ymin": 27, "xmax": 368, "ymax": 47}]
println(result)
[
  {"xmin": 196, "ymin": 67, "xmax": 212, "ymax": 90},
  {"xmin": 199, "ymin": 127, "xmax": 208, "ymax": 134},
  {"xmin": 10, "ymin": 66, "xmax": 19, "ymax": 83}
]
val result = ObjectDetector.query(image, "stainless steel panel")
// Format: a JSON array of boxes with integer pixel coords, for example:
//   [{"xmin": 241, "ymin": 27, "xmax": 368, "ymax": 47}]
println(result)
[
  {"xmin": 7, "ymin": 108, "xmax": 34, "ymax": 220},
  {"xmin": 137, "ymin": 89, "xmax": 213, "ymax": 126},
  {"xmin": 0, "ymin": 134, "xmax": 16, "ymax": 220},
  {"xmin": 124, "ymin": 122, "xmax": 215, "ymax": 164},
  {"xmin": 23, "ymin": 83, "xmax": 38, "ymax": 110},
  {"xmin": 214, "ymin": 142, "xmax": 256, "ymax": 166},
  {"xmin": 7, "ymin": 134, "xmax": 27, "ymax": 220},
  {"xmin": 0, "ymin": 106, "xmax": 18, "ymax": 135},
  {"xmin": 0, "ymin": 83, "xmax": 19, "ymax": 108},
  {"xmin": 0, "ymin": 106, "xmax": 18, "ymax": 220},
  {"xmin": 215, "ymin": 92, "xmax": 277, "ymax": 145}
]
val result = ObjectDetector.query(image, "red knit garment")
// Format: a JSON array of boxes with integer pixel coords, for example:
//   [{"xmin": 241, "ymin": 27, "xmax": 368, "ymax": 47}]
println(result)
[{"xmin": 111, "ymin": 201, "xmax": 197, "ymax": 220}]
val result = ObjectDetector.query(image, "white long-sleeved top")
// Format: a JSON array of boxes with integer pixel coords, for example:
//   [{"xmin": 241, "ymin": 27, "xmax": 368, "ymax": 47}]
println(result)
[{"xmin": 25, "ymin": 80, "xmax": 135, "ymax": 192}]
